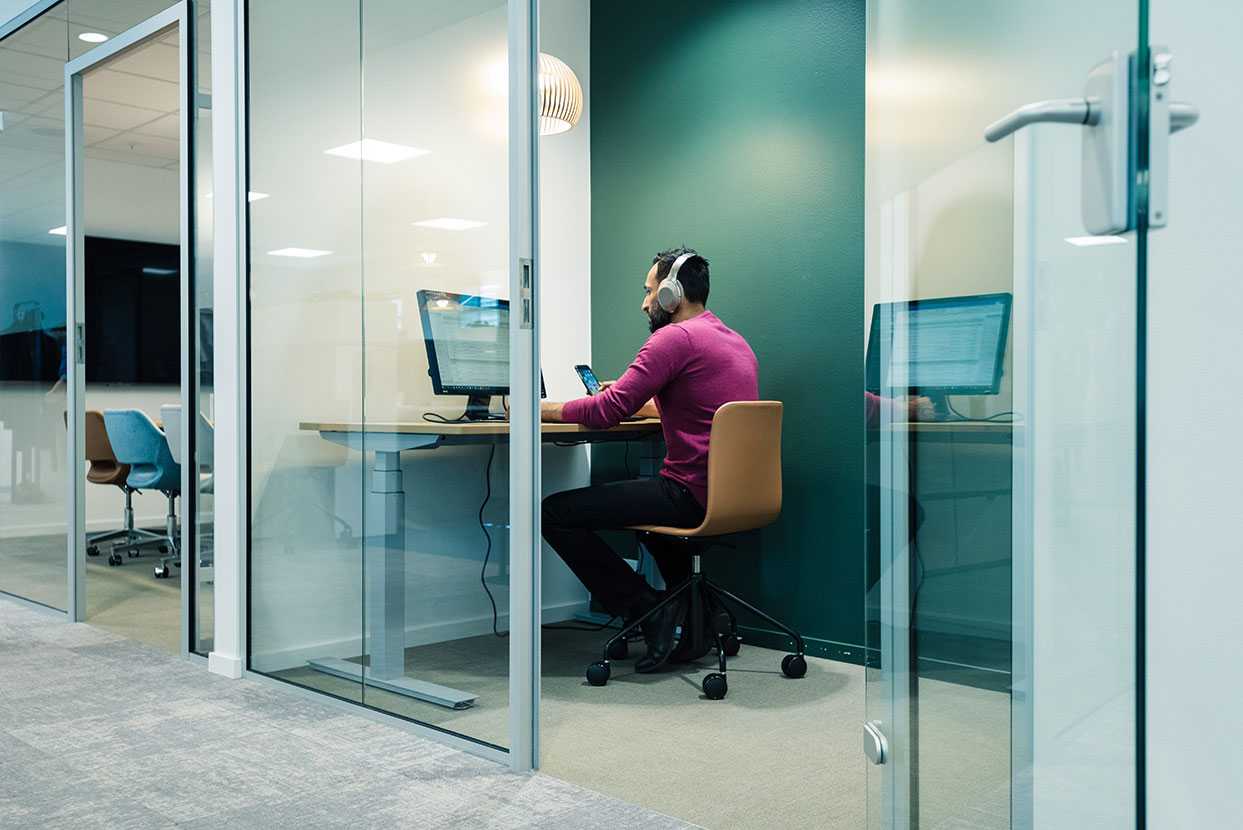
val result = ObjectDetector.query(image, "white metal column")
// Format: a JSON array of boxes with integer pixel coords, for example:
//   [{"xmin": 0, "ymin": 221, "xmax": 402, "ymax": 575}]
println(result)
[{"xmin": 206, "ymin": 0, "xmax": 246, "ymax": 681}]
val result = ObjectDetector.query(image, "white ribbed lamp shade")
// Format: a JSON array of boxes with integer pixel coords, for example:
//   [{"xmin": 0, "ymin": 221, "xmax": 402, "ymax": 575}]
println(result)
[{"xmin": 538, "ymin": 53, "xmax": 583, "ymax": 135}]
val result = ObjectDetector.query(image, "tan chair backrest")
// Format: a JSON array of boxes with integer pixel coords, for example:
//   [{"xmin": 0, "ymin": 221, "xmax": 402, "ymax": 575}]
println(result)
[
  {"xmin": 85, "ymin": 410, "xmax": 117, "ymax": 462},
  {"xmin": 696, "ymin": 401, "xmax": 783, "ymax": 536}
]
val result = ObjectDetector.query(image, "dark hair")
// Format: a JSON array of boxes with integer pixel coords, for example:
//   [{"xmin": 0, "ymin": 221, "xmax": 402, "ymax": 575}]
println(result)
[{"xmin": 653, "ymin": 246, "xmax": 710, "ymax": 305}]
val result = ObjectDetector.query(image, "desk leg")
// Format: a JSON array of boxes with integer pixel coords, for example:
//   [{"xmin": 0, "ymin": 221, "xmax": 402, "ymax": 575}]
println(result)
[{"xmin": 307, "ymin": 448, "xmax": 477, "ymax": 710}]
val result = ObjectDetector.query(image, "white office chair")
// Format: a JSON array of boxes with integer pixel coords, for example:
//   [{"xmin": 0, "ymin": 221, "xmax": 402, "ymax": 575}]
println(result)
[{"xmin": 161, "ymin": 404, "xmax": 215, "ymax": 567}]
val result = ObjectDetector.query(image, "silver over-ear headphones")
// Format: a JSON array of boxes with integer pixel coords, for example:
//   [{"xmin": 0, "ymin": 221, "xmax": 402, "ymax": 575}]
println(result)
[{"xmin": 657, "ymin": 252, "xmax": 695, "ymax": 313}]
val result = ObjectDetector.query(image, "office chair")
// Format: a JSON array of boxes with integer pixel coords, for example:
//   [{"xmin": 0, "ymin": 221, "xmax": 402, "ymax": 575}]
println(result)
[
  {"xmin": 103, "ymin": 409, "xmax": 182, "ymax": 579},
  {"xmin": 81, "ymin": 410, "xmax": 168, "ymax": 565},
  {"xmin": 585, "ymin": 401, "xmax": 805, "ymax": 700},
  {"xmin": 161, "ymin": 404, "xmax": 214, "ymax": 568}
]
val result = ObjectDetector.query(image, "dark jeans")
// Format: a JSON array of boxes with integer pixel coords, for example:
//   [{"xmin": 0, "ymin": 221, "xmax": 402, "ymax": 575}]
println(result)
[{"xmin": 542, "ymin": 476, "xmax": 706, "ymax": 617}]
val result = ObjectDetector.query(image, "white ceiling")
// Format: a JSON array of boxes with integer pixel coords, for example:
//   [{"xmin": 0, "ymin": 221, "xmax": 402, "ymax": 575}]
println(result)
[{"xmin": 0, "ymin": 2, "xmax": 210, "ymax": 245}]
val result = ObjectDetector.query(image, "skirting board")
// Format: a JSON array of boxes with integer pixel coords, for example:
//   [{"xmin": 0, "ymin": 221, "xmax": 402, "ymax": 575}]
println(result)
[
  {"xmin": 250, "ymin": 598, "xmax": 589, "ymax": 673},
  {"xmin": 208, "ymin": 650, "xmax": 244, "ymax": 679}
]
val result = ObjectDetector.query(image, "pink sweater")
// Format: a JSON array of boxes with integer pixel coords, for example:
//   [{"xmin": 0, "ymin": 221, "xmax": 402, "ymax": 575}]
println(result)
[{"xmin": 562, "ymin": 311, "xmax": 758, "ymax": 506}]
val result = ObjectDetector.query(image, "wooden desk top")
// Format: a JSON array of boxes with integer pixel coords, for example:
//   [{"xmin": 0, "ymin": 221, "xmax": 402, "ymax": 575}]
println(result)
[{"xmin": 299, "ymin": 418, "xmax": 661, "ymax": 436}]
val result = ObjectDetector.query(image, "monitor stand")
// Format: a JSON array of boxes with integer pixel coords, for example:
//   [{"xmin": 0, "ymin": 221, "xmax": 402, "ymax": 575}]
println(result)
[
  {"xmin": 464, "ymin": 394, "xmax": 496, "ymax": 421},
  {"xmin": 927, "ymin": 392, "xmax": 953, "ymax": 420}
]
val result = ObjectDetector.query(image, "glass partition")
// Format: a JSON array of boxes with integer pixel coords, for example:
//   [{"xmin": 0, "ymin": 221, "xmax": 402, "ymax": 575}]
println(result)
[
  {"xmin": 247, "ymin": 0, "xmax": 515, "ymax": 750},
  {"xmin": 865, "ymin": 1, "xmax": 1142, "ymax": 826},
  {"xmin": 0, "ymin": 6, "xmax": 70, "ymax": 611}
]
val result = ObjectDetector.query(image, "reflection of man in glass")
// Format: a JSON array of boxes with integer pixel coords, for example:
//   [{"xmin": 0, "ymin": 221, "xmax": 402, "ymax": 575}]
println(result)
[{"xmin": 539, "ymin": 248, "xmax": 758, "ymax": 673}]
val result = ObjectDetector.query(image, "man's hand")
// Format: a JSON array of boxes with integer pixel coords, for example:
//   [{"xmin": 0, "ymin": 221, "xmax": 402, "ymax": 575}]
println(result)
[
  {"xmin": 908, "ymin": 396, "xmax": 935, "ymax": 422},
  {"xmin": 540, "ymin": 401, "xmax": 564, "ymax": 422}
]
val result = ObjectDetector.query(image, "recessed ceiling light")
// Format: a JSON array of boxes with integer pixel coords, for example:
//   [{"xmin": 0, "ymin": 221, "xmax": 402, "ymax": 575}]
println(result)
[
  {"xmin": 413, "ymin": 218, "xmax": 487, "ymax": 231},
  {"xmin": 142, "ymin": 267, "xmax": 177, "ymax": 276},
  {"xmin": 48, "ymin": 225, "xmax": 67, "ymax": 235},
  {"xmin": 323, "ymin": 139, "xmax": 429, "ymax": 164},
  {"xmin": 78, "ymin": 32, "xmax": 108, "ymax": 43},
  {"xmin": 268, "ymin": 247, "xmax": 332, "ymax": 258},
  {"xmin": 1065, "ymin": 235, "xmax": 1128, "ymax": 247},
  {"xmin": 420, "ymin": 252, "xmax": 438, "ymax": 266},
  {"xmin": 435, "ymin": 298, "xmax": 450, "ymax": 309}
]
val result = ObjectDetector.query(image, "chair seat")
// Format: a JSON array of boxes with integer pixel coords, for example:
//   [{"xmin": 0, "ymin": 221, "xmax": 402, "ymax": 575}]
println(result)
[
  {"xmin": 87, "ymin": 460, "xmax": 130, "ymax": 487},
  {"xmin": 628, "ymin": 523, "xmax": 706, "ymax": 538}
]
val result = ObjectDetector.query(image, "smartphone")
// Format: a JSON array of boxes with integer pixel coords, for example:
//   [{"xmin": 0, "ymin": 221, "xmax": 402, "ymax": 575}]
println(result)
[{"xmin": 574, "ymin": 364, "xmax": 602, "ymax": 395}]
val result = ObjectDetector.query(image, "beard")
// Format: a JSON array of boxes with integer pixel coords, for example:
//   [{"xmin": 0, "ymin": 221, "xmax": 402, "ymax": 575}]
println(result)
[{"xmin": 647, "ymin": 305, "xmax": 673, "ymax": 333}]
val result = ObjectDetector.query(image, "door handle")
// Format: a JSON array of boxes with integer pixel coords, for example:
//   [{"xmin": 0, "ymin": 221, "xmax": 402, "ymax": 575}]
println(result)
[
  {"xmin": 863, "ymin": 720, "xmax": 888, "ymax": 765},
  {"xmin": 984, "ymin": 50, "xmax": 1199, "ymax": 235},
  {"xmin": 984, "ymin": 98, "xmax": 1098, "ymax": 143}
]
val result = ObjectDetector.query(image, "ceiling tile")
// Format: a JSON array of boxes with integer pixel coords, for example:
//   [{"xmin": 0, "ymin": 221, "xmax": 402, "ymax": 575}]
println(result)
[
  {"xmin": 81, "ymin": 97, "xmax": 166, "ymax": 132},
  {"xmin": 92, "ymin": 132, "xmax": 180, "ymax": 162},
  {"xmin": 106, "ymin": 41, "xmax": 179, "ymax": 82},
  {"xmin": 84, "ymin": 68, "xmax": 179, "ymax": 113}
]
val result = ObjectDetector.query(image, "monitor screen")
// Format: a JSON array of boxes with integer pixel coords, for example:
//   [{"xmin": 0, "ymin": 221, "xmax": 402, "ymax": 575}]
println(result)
[
  {"xmin": 417, "ymin": 289, "xmax": 511, "ymax": 395},
  {"xmin": 866, "ymin": 293, "xmax": 1012, "ymax": 396}
]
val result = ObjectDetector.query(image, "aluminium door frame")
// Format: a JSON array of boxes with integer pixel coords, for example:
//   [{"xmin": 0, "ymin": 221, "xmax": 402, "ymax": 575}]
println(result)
[
  {"xmin": 508, "ymin": 0, "xmax": 540, "ymax": 773},
  {"xmin": 64, "ymin": 2, "xmax": 197, "ymax": 656}
]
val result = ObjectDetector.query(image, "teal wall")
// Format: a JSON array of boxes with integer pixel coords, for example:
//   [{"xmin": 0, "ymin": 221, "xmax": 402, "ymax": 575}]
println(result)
[{"xmin": 589, "ymin": 0, "xmax": 867, "ymax": 656}]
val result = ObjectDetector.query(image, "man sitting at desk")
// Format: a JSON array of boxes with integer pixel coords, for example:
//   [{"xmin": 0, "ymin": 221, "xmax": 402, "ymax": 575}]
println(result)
[{"xmin": 540, "ymin": 247, "xmax": 758, "ymax": 673}]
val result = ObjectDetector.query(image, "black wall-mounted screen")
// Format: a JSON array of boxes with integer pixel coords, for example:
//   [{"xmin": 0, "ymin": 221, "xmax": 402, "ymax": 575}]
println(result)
[{"xmin": 85, "ymin": 236, "xmax": 181, "ymax": 384}]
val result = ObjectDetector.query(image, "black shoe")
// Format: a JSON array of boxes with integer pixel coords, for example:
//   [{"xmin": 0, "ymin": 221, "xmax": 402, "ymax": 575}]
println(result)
[
  {"xmin": 668, "ymin": 623, "xmax": 712, "ymax": 664},
  {"xmin": 632, "ymin": 591, "xmax": 683, "ymax": 674}
]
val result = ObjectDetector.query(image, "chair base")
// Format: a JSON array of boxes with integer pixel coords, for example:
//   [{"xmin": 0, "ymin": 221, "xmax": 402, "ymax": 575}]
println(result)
[{"xmin": 586, "ymin": 552, "xmax": 807, "ymax": 699}]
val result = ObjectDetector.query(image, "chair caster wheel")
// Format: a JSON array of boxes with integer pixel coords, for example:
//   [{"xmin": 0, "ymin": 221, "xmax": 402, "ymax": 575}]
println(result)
[
  {"xmin": 607, "ymin": 638, "xmax": 629, "ymax": 661},
  {"xmin": 702, "ymin": 672, "xmax": 728, "ymax": 700},
  {"xmin": 154, "ymin": 566, "xmax": 170, "ymax": 579},
  {"xmin": 87, "ymin": 545, "xmax": 100, "ymax": 557},
  {"xmin": 586, "ymin": 661, "xmax": 611, "ymax": 686},
  {"xmin": 158, "ymin": 545, "xmax": 169, "ymax": 553},
  {"xmin": 781, "ymin": 654, "xmax": 807, "ymax": 679},
  {"xmin": 107, "ymin": 553, "xmax": 123, "ymax": 566},
  {"xmin": 721, "ymin": 634, "xmax": 741, "ymax": 657}
]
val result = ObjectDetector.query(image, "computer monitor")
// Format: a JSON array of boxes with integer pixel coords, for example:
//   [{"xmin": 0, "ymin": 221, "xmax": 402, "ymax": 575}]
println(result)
[
  {"xmin": 416, "ymin": 289, "xmax": 544, "ymax": 420},
  {"xmin": 865, "ymin": 292, "xmax": 1012, "ymax": 410}
]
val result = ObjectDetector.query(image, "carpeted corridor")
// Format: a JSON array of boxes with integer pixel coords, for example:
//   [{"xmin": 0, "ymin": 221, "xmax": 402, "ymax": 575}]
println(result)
[{"xmin": 0, "ymin": 596, "xmax": 694, "ymax": 829}]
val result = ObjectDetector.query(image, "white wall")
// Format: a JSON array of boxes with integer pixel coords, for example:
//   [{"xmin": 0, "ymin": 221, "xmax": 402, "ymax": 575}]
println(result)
[
  {"xmin": 246, "ymin": 1, "xmax": 592, "ymax": 670},
  {"xmin": 1148, "ymin": 4, "xmax": 1243, "ymax": 824}
]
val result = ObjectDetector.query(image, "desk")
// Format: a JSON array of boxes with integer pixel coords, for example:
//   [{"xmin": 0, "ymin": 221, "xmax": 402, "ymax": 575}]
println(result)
[{"xmin": 298, "ymin": 418, "xmax": 661, "ymax": 709}]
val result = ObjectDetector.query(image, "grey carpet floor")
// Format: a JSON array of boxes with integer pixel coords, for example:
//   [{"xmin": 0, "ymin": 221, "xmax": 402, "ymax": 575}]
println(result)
[{"xmin": 0, "ymin": 596, "xmax": 696, "ymax": 830}]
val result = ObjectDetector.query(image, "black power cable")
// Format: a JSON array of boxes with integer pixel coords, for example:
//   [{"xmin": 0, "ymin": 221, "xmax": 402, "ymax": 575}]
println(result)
[{"xmin": 478, "ymin": 443, "xmax": 507, "ymax": 638}]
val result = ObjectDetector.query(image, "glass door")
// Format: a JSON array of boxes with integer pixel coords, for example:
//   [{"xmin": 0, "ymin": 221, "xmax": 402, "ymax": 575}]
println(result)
[{"xmin": 865, "ymin": 2, "xmax": 1146, "ymax": 827}]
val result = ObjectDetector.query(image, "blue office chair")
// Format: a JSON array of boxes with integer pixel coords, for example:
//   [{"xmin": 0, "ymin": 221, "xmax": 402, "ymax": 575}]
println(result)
[{"xmin": 103, "ymin": 409, "xmax": 181, "ymax": 579}]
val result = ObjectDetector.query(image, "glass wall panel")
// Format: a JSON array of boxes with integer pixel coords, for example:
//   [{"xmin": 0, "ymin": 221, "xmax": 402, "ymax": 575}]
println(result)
[
  {"xmin": 248, "ymin": 0, "xmax": 515, "ymax": 750},
  {"xmin": 247, "ymin": 0, "xmax": 366, "ymax": 705},
  {"xmin": 0, "ymin": 6, "xmax": 69, "ymax": 611},
  {"xmin": 357, "ymin": 0, "xmax": 511, "ymax": 744}
]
